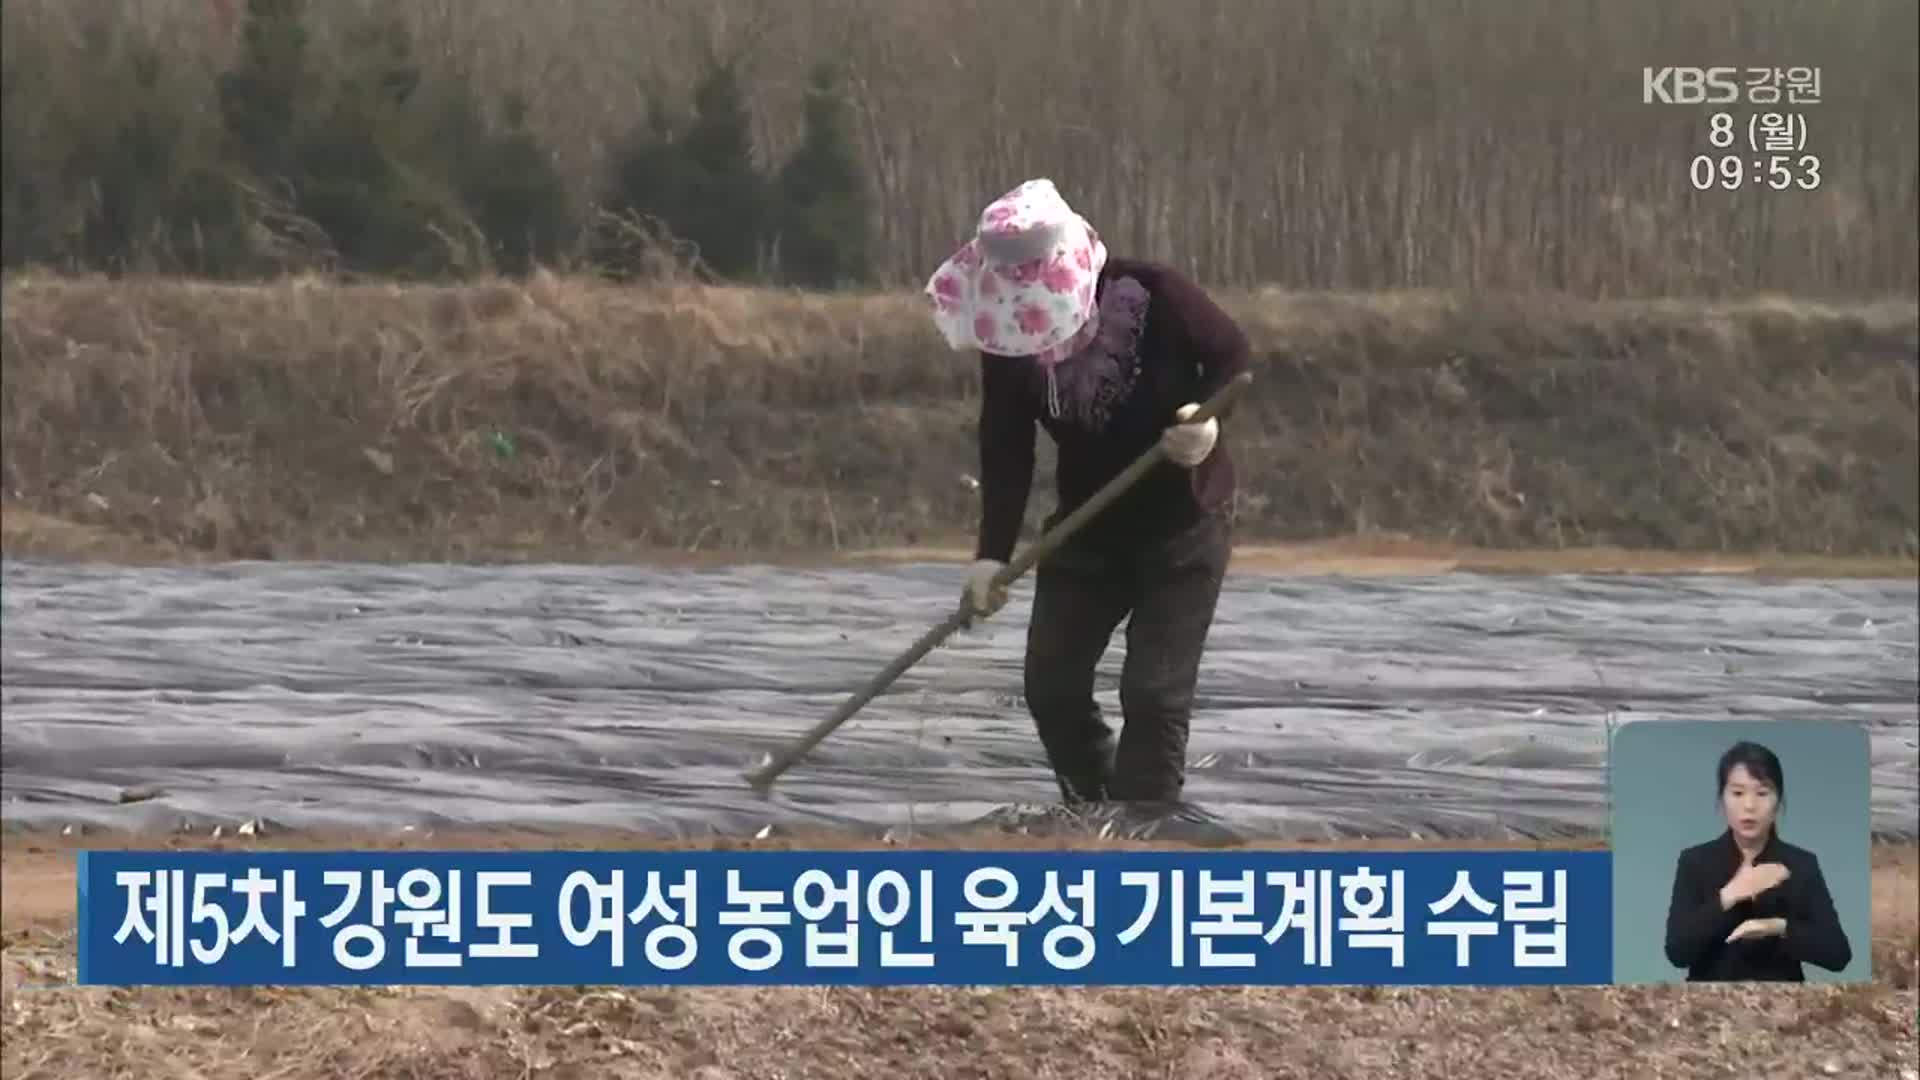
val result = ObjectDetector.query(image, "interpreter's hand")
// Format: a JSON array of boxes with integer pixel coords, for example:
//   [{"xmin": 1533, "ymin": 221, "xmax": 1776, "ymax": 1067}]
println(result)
[
  {"xmin": 1159, "ymin": 402, "xmax": 1219, "ymax": 467},
  {"xmin": 1725, "ymin": 917, "xmax": 1787, "ymax": 944},
  {"xmin": 1719, "ymin": 862, "xmax": 1791, "ymax": 908},
  {"xmin": 959, "ymin": 558, "xmax": 1009, "ymax": 625}
]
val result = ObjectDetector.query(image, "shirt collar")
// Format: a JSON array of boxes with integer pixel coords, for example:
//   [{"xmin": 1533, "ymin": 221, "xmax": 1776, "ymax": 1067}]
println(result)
[{"xmin": 1717, "ymin": 825, "xmax": 1784, "ymax": 866}]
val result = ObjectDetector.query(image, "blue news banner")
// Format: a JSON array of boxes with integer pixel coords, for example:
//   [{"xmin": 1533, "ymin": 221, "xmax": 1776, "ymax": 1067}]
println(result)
[{"xmin": 76, "ymin": 848, "xmax": 1612, "ymax": 987}]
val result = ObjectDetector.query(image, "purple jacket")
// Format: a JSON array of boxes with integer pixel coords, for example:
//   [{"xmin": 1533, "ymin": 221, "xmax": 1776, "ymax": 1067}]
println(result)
[{"xmin": 972, "ymin": 257, "xmax": 1252, "ymax": 562}]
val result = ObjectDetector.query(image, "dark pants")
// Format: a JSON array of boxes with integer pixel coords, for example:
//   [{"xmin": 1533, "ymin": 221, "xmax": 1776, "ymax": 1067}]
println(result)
[{"xmin": 1022, "ymin": 509, "xmax": 1231, "ymax": 805}]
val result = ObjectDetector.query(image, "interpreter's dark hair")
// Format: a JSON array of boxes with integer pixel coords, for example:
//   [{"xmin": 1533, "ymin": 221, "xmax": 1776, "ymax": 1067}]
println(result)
[{"xmin": 1716, "ymin": 740, "xmax": 1787, "ymax": 823}]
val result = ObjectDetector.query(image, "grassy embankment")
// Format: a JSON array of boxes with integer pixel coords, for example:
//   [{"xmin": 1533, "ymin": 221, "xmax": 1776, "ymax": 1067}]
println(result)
[{"xmin": 1, "ymin": 273, "xmax": 1915, "ymax": 575}]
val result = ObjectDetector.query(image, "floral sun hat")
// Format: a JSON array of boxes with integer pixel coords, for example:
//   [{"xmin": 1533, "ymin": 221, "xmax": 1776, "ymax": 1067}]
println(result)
[{"xmin": 923, "ymin": 178, "xmax": 1109, "ymax": 366}]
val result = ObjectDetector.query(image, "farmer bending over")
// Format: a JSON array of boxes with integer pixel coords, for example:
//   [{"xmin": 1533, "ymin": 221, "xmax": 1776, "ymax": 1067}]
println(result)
[{"xmin": 924, "ymin": 178, "xmax": 1251, "ymax": 807}]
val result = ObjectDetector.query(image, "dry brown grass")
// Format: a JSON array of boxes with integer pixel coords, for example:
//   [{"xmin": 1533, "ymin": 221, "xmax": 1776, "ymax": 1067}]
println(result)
[
  {"xmin": 2, "ymin": 830, "xmax": 1915, "ymax": 1080},
  {"xmin": 2, "ymin": 273, "xmax": 1915, "ymax": 569}
]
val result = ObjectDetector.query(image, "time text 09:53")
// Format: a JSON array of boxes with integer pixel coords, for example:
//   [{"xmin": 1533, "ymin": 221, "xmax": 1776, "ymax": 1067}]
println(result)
[{"xmin": 1690, "ymin": 153, "xmax": 1822, "ymax": 191}]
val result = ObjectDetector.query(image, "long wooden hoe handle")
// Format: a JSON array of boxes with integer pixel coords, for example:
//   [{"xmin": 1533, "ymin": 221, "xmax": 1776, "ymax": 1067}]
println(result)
[{"xmin": 741, "ymin": 370, "xmax": 1254, "ymax": 793}]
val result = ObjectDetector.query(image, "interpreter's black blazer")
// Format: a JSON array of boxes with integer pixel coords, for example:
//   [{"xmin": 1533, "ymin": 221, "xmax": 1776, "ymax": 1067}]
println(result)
[{"xmin": 1663, "ymin": 829, "xmax": 1853, "ymax": 982}]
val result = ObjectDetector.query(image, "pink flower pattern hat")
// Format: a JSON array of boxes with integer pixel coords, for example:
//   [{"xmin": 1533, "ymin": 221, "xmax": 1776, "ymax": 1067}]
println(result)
[{"xmin": 923, "ymin": 179, "xmax": 1109, "ymax": 366}]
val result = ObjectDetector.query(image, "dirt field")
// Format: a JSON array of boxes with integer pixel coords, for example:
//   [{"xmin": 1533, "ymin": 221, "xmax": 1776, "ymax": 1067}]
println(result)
[
  {"xmin": 3, "ymin": 828, "xmax": 1914, "ymax": 1080},
  {"xmin": 6, "ymin": 501, "xmax": 1914, "ymax": 581}
]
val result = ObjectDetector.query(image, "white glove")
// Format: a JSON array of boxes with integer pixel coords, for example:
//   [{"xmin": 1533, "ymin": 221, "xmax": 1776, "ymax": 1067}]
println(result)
[
  {"xmin": 1159, "ymin": 402, "xmax": 1218, "ymax": 467},
  {"xmin": 960, "ymin": 558, "xmax": 1009, "ymax": 622}
]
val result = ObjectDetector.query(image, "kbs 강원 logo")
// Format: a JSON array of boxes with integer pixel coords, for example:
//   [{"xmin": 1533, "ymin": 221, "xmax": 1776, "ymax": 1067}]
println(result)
[{"xmin": 1642, "ymin": 67, "xmax": 1740, "ymax": 105}]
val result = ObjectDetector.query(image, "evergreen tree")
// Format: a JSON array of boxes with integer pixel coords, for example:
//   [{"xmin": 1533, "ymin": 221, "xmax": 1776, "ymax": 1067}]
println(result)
[
  {"xmin": 774, "ymin": 61, "xmax": 873, "ymax": 288},
  {"xmin": 214, "ymin": 0, "xmax": 314, "ymax": 184},
  {"xmin": 10, "ymin": 11, "xmax": 252, "ymax": 273},
  {"xmin": 454, "ymin": 92, "xmax": 577, "ymax": 275},
  {"xmin": 599, "ymin": 58, "xmax": 769, "ymax": 281},
  {"xmin": 212, "ymin": 4, "xmax": 493, "ymax": 276},
  {"xmin": 676, "ymin": 59, "xmax": 769, "ymax": 279},
  {"xmin": 595, "ymin": 98, "xmax": 706, "ymax": 278},
  {"xmin": 291, "ymin": 10, "xmax": 464, "ymax": 275}
]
